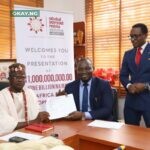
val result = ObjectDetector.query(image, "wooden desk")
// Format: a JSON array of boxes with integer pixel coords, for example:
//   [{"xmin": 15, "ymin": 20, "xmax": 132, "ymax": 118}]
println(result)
[
  {"xmin": 1, "ymin": 120, "xmax": 150, "ymax": 150},
  {"xmin": 78, "ymin": 124, "xmax": 150, "ymax": 150},
  {"xmin": 19, "ymin": 120, "xmax": 91, "ymax": 150}
]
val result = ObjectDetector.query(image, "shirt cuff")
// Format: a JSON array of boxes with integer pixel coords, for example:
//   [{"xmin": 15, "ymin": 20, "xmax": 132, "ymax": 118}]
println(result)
[
  {"xmin": 145, "ymin": 83, "xmax": 150, "ymax": 91},
  {"xmin": 126, "ymin": 83, "xmax": 132, "ymax": 89},
  {"xmin": 84, "ymin": 112, "xmax": 92, "ymax": 119}
]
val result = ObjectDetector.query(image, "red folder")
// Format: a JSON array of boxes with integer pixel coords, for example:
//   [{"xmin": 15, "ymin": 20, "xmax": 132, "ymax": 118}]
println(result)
[{"xmin": 25, "ymin": 123, "xmax": 53, "ymax": 133}]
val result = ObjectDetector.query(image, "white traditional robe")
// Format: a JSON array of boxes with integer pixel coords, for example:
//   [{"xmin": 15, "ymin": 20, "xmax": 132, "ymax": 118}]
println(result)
[{"xmin": 0, "ymin": 87, "xmax": 40, "ymax": 136}]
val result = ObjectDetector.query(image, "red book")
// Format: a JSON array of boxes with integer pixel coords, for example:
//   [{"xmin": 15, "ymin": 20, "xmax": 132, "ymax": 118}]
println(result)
[{"xmin": 25, "ymin": 123, "xmax": 53, "ymax": 133}]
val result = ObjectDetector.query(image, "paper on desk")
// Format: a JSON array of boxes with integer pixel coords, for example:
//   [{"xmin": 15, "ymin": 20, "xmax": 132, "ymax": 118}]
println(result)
[
  {"xmin": 46, "ymin": 94, "xmax": 77, "ymax": 120},
  {"xmin": 88, "ymin": 120, "xmax": 124, "ymax": 129},
  {"xmin": 0, "ymin": 131, "xmax": 43, "ymax": 141}
]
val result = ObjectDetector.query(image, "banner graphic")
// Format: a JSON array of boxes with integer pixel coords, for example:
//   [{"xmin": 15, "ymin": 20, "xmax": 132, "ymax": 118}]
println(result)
[{"xmin": 14, "ymin": 6, "xmax": 74, "ymax": 109}]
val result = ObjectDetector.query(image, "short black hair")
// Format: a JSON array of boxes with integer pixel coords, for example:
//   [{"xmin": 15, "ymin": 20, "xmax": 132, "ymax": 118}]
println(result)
[
  {"xmin": 76, "ymin": 57, "xmax": 93, "ymax": 67},
  {"xmin": 132, "ymin": 23, "xmax": 148, "ymax": 34},
  {"xmin": 76, "ymin": 57, "xmax": 94, "ymax": 70}
]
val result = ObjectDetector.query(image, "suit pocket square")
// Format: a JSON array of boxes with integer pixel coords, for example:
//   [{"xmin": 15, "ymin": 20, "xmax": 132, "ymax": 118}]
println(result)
[{"xmin": 148, "ymin": 58, "xmax": 150, "ymax": 60}]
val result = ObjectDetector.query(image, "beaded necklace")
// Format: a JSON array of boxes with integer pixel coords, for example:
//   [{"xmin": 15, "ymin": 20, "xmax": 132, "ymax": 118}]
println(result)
[{"xmin": 9, "ymin": 88, "xmax": 28, "ymax": 123}]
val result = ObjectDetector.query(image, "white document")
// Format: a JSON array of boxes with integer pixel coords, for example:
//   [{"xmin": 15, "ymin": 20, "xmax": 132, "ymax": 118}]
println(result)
[
  {"xmin": 0, "ymin": 131, "xmax": 43, "ymax": 141},
  {"xmin": 46, "ymin": 94, "xmax": 77, "ymax": 120},
  {"xmin": 88, "ymin": 120, "xmax": 124, "ymax": 129}
]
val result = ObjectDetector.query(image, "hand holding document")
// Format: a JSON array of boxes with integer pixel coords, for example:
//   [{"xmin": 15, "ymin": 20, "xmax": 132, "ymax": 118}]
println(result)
[{"xmin": 46, "ymin": 94, "xmax": 77, "ymax": 120}]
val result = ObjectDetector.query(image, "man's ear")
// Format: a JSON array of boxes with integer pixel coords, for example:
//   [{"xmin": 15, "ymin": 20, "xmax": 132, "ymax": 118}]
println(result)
[{"xmin": 145, "ymin": 33, "xmax": 148, "ymax": 39}]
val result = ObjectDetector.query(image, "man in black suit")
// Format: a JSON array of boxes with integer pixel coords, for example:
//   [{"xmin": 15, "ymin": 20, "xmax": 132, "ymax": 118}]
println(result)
[{"xmin": 63, "ymin": 58, "xmax": 113, "ymax": 120}]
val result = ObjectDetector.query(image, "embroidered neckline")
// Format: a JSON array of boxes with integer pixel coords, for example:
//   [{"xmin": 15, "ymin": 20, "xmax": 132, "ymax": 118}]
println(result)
[{"xmin": 9, "ymin": 88, "xmax": 28, "ymax": 123}]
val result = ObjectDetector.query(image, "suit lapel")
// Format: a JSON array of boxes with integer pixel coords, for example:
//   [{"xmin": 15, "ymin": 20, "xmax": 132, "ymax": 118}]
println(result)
[
  {"xmin": 89, "ymin": 78, "xmax": 95, "ymax": 108},
  {"xmin": 139, "ymin": 43, "xmax": 150, "ymax": 71},
  {"xmin": 140, "ymin": 44, "xmax": 150, "ymax": 67},
  {"xmin": 75, "ymin": 80, "xmax": 80, "ymax": 110},
  {"xmin": 128, "ymin": 48, "xmax": 138, "ymax": 72},
  {"xmin": 133, "ymin": 48, "xmax": 139, "ymax": 70}
]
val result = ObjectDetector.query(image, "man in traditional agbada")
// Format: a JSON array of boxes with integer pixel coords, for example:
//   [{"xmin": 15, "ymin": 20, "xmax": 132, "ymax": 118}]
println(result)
[{"xmin": 0, "ymin": 63, "xmax": 50, "ymax": 136}]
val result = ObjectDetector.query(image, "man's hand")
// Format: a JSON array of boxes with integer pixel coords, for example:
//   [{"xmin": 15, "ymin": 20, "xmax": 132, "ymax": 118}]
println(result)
[
  {"xmin": 35, "ymin": 111, "xmax": 50, "ymax": 123},
  {"xmin": 16, "ymin": 111, "xmax": 50, "ymax": 130},
  {"xmin": 65, "ymin": 111, "xmax": 84, "ymax": 120},
  {"xmin": 133, "ymin": 83, "xmax": 145, "ymax": 93},
  {"xmin": 127, "ymin": 84, "xmax": 137, "ymax": 94},
  {"xmin": 56, "ymin": 89, "xmax": 67, "ymax": 96},
  {"xmin": 128, "ymin": 83, "xmax": 145, "ymax": 94}
]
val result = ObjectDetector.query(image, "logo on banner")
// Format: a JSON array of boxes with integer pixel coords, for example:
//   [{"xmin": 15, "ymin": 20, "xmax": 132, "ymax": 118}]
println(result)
[
  {"xmin": 49, "ymin": 17, "xmax": 64, "ymax": 36},
  {"xmin": 27, "ymin": 17, "xmax": 44, "ymax": 34}
]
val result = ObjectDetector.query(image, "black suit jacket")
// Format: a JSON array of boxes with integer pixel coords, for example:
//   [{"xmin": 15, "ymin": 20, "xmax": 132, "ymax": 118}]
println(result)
[{"xmin": 65, "ymin": 77, "xmax": 113, "ymax": 120}]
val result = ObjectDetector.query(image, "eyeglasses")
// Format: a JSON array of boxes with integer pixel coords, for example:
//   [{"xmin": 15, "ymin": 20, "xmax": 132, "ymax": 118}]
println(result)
[{"xmin": 128, "ymin": 34, "xmax": 143, "ymax": 40}]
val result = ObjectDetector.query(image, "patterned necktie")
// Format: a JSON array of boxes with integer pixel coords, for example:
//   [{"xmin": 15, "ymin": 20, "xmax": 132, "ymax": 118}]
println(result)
[
  {"xmin": 82, "ymin": 83, "xmax": 88, "ymax": 112},
  {"xmin": 135, "ymin": 47, "xmax": 142, "ymax": 65}
]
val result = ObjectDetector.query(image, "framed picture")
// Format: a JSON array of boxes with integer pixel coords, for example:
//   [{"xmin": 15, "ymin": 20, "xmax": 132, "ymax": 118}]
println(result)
[{"xmin": 0, "ymin": 59, "xmax": 16, "ymax": 81}]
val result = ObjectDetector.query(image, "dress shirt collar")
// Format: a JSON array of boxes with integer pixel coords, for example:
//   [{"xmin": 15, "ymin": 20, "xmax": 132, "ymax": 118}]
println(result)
[
  {"xmin": 138, "ymin": 42, "xmax": 148, "ymax": 54},
  {"xmin": 80, "ymin": 78, "xmax": 92, "ymax": 87}
]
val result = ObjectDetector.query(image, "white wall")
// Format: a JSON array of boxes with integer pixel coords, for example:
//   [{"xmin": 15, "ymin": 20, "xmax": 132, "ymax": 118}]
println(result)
[{"xmin": 44, "ymin": 0, "xmax": 85, "ymax": 22}]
